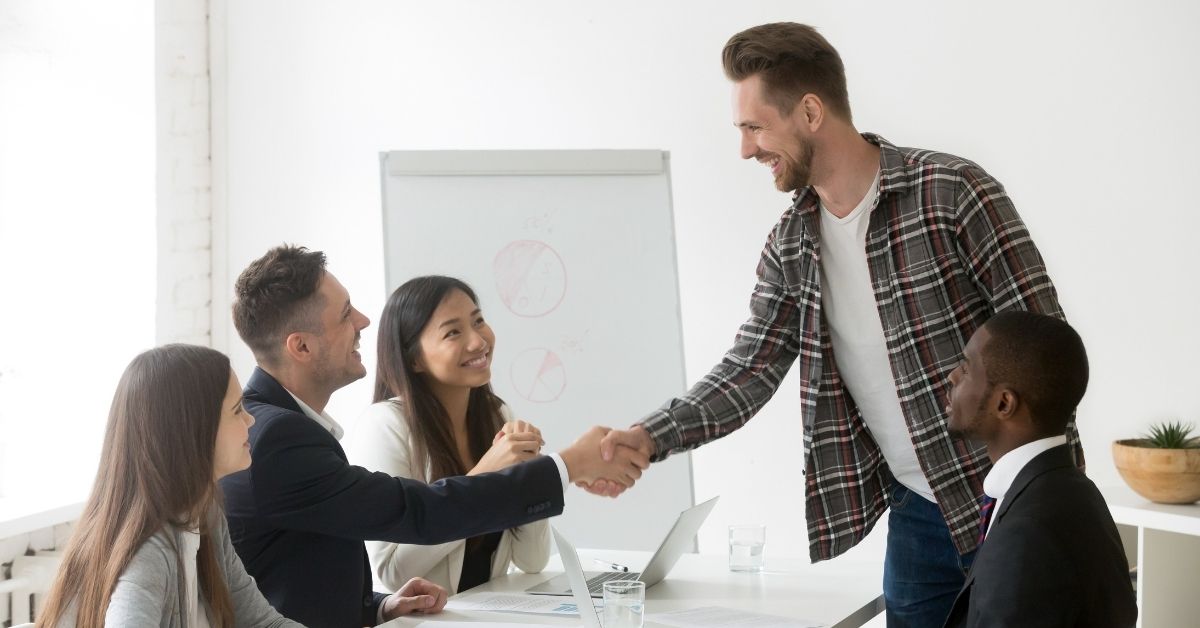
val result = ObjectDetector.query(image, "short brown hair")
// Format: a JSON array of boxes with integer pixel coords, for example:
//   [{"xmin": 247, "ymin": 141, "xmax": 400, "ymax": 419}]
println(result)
[
  {"xmin": 232, "ymin": 244, "xmax": 327, "ymax": 365},
  {"xmin": 722, "ymin": 22, "xmax": 852, "ymax": 122}
]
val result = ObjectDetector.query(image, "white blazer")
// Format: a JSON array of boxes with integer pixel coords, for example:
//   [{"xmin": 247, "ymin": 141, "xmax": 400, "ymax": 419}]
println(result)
[{"xmin": 346, "ymin": 399, "xmax": 551, "ymax": 593}]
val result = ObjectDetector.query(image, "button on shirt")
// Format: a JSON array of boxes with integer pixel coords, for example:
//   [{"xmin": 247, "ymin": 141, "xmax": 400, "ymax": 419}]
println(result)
[
  {"xmin": 981, "ymin": 435, "xmax": 1068, "ymax": 539},
  {"xmin": 638, "ymin": 134, "xmax": 1083, "ymax": 560}
]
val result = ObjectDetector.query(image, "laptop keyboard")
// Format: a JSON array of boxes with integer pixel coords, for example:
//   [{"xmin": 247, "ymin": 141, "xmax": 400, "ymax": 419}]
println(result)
[{"xmin": 586, "ymin": 570, "xmax": 643, "ymax": 595}]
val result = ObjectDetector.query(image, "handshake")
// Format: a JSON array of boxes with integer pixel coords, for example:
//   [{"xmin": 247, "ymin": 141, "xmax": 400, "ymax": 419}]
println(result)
[{"xmin": 473, "ymin": 420, "xmax": 659, "ymax": 498}]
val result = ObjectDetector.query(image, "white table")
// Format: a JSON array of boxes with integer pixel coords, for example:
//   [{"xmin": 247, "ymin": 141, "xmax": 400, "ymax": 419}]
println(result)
[
  {"xmin": 384, "ymin": 549, "xmax": 883, "ymax": 627},
  {"xmin": 1102, "ymin": 485, "xmax": 1200, "ymax": 628}
]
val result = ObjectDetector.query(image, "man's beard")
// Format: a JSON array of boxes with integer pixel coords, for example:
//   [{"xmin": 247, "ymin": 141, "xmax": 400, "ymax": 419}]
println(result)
[
  {"xmin": 776, "ymin": 138, "xmax": 815, "ymax": 193},
  {"xmin": 947, "ymin": 386, "xmax": 994, "ymax": 441}
]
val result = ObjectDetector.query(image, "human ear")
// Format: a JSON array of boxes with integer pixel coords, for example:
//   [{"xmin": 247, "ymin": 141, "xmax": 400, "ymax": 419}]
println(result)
[
  {"xmin": 798, "ymin": 93, "xmax": 825, "ymax": 131},
  {"xmin": 284, "ymin": 332, "xmax": 313, "ymax": 363},
  {"xmin": 995, "ymin": 388, "xmax": 1019, "ymax": 420}
]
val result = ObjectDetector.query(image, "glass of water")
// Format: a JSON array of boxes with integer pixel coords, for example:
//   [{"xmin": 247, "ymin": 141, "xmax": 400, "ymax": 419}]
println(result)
[
  {"xmin": 728, "ymin": 524, "xmax": 766, "ymax": 572},
  {"xmin": 602, "ymin": 580, "xmax": 645, "ymax": 628}
]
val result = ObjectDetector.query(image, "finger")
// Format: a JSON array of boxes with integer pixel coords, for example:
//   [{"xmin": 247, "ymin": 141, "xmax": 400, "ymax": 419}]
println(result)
[
  {"xmin": 392, "ymin": 594, "xmax": 436, "ymax": 614},
  {"xmin": 599, "ymin": 430, "xmax": 618, "ymax": 461},
  {"xmin": 616, "ymin": 446, "xmax": 651, "ymax": 470},
  {"xmin": 432, "ymin": 586, "xmax": 449, "ymax": 611}
]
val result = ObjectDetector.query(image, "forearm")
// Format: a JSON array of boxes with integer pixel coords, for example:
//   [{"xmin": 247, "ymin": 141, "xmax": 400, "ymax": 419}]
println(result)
[
  {"xmin": 367, "ymin": 538, "xmax": 460, "ymax": 593},
  {"xmin": 507, "ymin": 519, "xmax": 551, "ymax": 574}
]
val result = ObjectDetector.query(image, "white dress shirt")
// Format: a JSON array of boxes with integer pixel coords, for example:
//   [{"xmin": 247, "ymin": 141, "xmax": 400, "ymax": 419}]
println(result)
[{"xmin": 981, "ymin": 434, "xmax": 1068, "ymax": 538}]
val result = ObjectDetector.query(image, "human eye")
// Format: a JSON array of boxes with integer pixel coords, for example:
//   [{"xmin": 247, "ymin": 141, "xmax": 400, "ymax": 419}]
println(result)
[
  {"xmin": 473, "ymin": 315, "xmax": 486, "ymax": 327},
  {"xmin": 444, "ymin": 329, "xmax": 460, "ymax": 340}
]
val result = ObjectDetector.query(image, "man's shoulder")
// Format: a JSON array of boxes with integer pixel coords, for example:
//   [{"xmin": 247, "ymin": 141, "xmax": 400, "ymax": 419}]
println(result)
[
  {"xmin": 872, "ymin": 134, "xmax": 996, "ymax": 191},
  {"xmin": 244, "ymin": 397, "xmax": 334, "ymax": 449}
]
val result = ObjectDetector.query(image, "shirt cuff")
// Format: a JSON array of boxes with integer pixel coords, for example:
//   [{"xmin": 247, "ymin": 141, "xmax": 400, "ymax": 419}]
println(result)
[
  {"xmin": 548, "ymin": 452, "xmax": 569, "ymax": 492},
  {"xmin": 377, "ymin": 603, "xmax": 386, "ymax": 625}
]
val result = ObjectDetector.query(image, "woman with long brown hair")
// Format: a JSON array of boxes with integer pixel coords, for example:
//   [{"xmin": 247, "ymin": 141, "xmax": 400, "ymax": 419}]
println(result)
[
  {"xmin": 38, "ymin": 344, "xmax": 302, "ymax": 627},
  {"xmin": 346, "ymin": 276, "xmax": 550, "ymax": 594}
]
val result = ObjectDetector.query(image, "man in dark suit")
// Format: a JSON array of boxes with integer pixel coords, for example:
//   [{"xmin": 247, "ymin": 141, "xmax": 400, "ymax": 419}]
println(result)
[
  {"xmin": 942, "ymin": 311, "xmax": 1136, "ymax": 628},
  {"xmin": 220, "ymin": 245, "xmax": 648, "ymax": 628}
]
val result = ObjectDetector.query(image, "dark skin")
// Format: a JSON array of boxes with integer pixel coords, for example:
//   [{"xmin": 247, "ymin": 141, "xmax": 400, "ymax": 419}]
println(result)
[{"xmin": 946, "ymin": 326, "xmax": 1051, "ymax": 463}]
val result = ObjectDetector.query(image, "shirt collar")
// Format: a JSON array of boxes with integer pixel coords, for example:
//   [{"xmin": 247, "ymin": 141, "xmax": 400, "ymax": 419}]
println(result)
[
  {"xmin": 983, "ymin": 434, "xmax": 1068, "ymax": 504},
  {"xmin": 284, "ymin": 389, "xmax": 345, "ymax": 441},
  {"xmin": 791, "ymin": 133, "xmax": 909, "ymax": 217}
]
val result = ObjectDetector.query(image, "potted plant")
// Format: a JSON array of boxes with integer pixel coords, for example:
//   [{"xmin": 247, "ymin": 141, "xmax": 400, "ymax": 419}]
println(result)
[{"xmin": 1112, "ymin": 421, "xmax": 1200, "ymax": 504}]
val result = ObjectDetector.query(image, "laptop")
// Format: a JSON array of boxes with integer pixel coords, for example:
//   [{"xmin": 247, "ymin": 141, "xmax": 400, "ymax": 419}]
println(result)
[
  {"xmin": 552, "ymin": 527, "xmax": 604, "ymax": 628},
  {"xmin": 528, "ymin": 496, "xmax": 719, "ymax": 598}
]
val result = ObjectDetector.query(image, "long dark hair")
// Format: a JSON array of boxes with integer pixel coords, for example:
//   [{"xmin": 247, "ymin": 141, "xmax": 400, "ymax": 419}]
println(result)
[
  {"xmin": 373, "ymin": 276, "xmax": 506, "ymax": 483},
  {"xmin": 38, "ymin": 345, "xmax": 236, "ymax": 628}
]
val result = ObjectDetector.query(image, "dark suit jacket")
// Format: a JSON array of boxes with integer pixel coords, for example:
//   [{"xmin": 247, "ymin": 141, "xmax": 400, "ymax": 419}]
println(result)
[
  {"xmin": 220, "ymin": 368, "xmax": 564, "ymax": 628},
  {"xmin": 944, "ymin": 445, "xmax": 1136, "ymax": 628}
]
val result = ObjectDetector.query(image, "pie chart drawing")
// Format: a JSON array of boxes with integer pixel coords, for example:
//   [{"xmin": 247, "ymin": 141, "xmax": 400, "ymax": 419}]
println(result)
[
  {"xmin": 509, "ymin": 347, "xmax": 567, "ymax": 403},
  {"xmin": 493, "ymin": 240, "xmax": 567, "ymax": 318}
]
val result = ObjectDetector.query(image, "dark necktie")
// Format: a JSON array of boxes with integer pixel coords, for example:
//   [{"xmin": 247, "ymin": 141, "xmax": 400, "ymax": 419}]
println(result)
[{"xmin": 977, "ymin": 496, "xmax": 996, "ymax": 545}]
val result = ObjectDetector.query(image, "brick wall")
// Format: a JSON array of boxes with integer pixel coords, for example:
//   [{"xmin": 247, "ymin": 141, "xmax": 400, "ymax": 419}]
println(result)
[
  {"xmin": 155, "ymin": 0, "xmax": 213, "ymax": 346},
  {"xmin": 2, "ymin": 2, "xmax": 213, "ymax": 619}
]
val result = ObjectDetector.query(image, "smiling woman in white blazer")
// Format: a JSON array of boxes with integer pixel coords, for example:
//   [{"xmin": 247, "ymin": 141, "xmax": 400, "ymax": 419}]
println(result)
[{"xmin": 347, "ymin": 276, "xmax": 550, "ymax": 594}]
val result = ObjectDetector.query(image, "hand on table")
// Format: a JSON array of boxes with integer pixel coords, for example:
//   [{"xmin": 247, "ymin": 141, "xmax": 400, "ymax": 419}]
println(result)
[{"xmin": 380, "ymin": 577, "xmax": 448, "ymax": 620}]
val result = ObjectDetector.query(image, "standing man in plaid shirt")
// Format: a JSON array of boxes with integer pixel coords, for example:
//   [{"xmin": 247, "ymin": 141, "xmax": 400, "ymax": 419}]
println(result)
[{"xmin": 583, "ymin": 22, "xmax": 1082, "ymax": 627}]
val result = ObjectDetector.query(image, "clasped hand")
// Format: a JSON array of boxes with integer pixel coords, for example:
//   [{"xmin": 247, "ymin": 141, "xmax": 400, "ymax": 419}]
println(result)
[{"xmin": 468, "ymin": 420, "xmax": 545, "ymax": 475}]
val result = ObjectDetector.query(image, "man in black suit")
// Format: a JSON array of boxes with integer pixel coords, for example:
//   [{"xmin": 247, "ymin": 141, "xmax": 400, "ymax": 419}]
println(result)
[
  {"xmin": 942, "ymin": 311, "xmax": 1136, "ymax": 628},
  {"xmin": 220, "ymin": 245, "xmax": 648, "ymax": 628}
]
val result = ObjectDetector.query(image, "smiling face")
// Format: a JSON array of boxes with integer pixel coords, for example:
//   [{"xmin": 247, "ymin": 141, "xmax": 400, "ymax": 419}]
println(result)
[
  {"xmin": 946, "ymin": 327, "xmax": 998, "ymax": 441},
  {"xmin": 732, "ymin": 74, "xmax": 815, "ymax": 193},
  {"xmin": 309, "ymin": 272, "xmax": 371, "ymax": 390},
  {"xmin": 413, "ymin": 289, "xmax": 496, "ymax": 394},
  {"xmin": 213, "ymin": 372, "xmax": 253, "ymax": 479}
]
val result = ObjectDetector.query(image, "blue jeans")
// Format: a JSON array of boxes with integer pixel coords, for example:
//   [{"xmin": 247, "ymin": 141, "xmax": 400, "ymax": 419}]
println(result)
[{"xmin": 883, "ymin": 483, "xmax": 976, "ymax": 628}]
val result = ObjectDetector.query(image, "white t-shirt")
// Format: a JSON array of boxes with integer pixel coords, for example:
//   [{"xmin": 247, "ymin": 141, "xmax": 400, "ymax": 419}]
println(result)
[
  {"xmin": 818, "ymin": 170, "xmax": 935, "ymax": 502},
  {"xmin": 180, "ymin": 528, "xmax": 212, "ymax": 628}
]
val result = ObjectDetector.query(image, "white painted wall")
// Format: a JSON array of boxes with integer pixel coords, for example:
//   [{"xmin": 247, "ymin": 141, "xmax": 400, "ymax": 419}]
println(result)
[{"xmin": 212, "ymin": 0, "xmax": 1200, "ymax": 559}]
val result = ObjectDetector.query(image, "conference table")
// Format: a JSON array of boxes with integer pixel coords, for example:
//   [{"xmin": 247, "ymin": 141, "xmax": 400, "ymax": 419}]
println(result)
[{"xmin": 383, "ymin": 548, "xmax": 884, "ymax": 627}]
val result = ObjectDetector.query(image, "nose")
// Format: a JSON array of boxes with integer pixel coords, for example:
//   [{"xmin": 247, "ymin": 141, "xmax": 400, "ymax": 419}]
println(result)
[
  {"xmin": 244, "ymin": 411, "xmax": 255, "ymax": 428},
  {"xmin": 948, "ymin": 366, "xmax": 961, "ymax": 387},
  {"xmin": 354, "ymin": 307, "xmax": 370, "ymax": 330},
  {"xmin": 466, "ymin": 329, "xmax": 489, "ymax": 352},
  {"xmin": 739, "ymin": 129, "xmax": 758, "ymax": 160}
]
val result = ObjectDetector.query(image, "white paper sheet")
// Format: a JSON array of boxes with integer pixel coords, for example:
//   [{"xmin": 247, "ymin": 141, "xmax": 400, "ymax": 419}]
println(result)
[
  {"xmin": 415, "ymin": 623, "xmax": 575, "ymax": 628},
  {"xmin": 445, "ymin": 591, "xmax": 600, "ymax": 616},
  {"xmin": 647, "ymin": 606, "xmax": 825, "ymax": 628}
]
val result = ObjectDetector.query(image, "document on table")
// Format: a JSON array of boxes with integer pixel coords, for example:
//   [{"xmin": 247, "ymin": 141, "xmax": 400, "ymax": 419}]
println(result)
[
  {"xmin": 647, "ymin": 606, "xmax": 825, "ymax": 628},
  {"xmin": 446, "ymin": 591, "xmax": 600, "ymax": 616},
  {"xmin": 416, "ymin": 623, "xmax": 573, "ymax": 628}
]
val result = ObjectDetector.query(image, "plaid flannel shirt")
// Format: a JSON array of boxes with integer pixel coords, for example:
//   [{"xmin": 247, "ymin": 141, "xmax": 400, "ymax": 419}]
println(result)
[{"xmin": 640, "ymin": 134, "xmax": 1083, "ymax": 561}]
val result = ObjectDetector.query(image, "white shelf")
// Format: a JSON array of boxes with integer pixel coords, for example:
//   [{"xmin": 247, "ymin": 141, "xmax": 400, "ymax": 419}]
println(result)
[
  {"xmin": 1100, "ymin": 484, "xmax": 1200, "ymax": 628},
  {"xmin": 1101, "ymin": 484, "xmax": 1200, "ymax": 536},
  {"xmin": 0, "ymin": 496, "xmax": 84, "ymax": 540}
]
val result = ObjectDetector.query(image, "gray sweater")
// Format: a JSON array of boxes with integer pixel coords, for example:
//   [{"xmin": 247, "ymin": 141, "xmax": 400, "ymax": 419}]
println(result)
[{"xmin": 67, "ymin": 515, "xmax": 304, "ymax": 628}]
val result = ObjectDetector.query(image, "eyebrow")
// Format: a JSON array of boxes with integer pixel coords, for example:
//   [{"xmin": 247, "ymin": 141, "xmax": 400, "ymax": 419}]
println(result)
[{"xmin": 438, "ymin": 309, "xmax": 482, "ymax": 329}]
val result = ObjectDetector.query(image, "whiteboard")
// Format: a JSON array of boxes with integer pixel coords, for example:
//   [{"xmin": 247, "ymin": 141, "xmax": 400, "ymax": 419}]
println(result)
[{"xmin": 380, "ymin": 150, "xmax": 694, "ymax": 551}]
